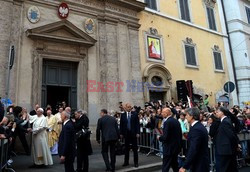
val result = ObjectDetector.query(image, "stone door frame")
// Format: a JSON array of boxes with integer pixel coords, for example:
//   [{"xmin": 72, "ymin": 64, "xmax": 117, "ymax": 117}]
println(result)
[
  {"xmin": 32, "ymin": 49, "xmax": 88, "ymax": 111},
  {"xmin": 27, "ymin": 20, "xmax": 97, "ymax": 111},
  {"xmin": 143, "ymin": 63, "xmax": 172, "ymax": 103}
]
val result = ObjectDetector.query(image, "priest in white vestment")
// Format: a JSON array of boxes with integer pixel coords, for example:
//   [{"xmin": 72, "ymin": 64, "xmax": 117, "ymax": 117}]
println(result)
[{"xmin": 29, "ymin": 108, "xmax": 53, "ymax": 166}]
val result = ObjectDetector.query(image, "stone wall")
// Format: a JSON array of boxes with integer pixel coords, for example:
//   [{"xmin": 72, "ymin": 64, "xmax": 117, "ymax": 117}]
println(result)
[
  {"xmin": 0, "ymin": 0, "xmax": 22, "ymax": 103},
  {"xmin": 4, "ymin": 0, "xmax": 145, "ymax": 125}
]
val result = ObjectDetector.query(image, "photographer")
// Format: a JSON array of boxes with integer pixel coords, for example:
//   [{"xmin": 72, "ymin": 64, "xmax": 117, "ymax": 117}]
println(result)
[
  {"xmin": 0, "ymin": 116, "xmax": 15, "ymax": 139},
  {"xmin": 73, "ymin": 110, "xmax": 92, "ymax": 172},
  {"xmin": 12, "ymin": 106, "xmax": 31, "ymax": 155}
]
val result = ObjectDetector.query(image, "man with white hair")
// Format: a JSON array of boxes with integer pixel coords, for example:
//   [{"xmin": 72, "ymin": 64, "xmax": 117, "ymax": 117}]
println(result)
[
  {"xmin": 65, "ymin": 107, "xmax": 71, "ymax": 114},
  {"xmin": 29, "ymin": 108, "xmax": 53, "ymax": 167}
]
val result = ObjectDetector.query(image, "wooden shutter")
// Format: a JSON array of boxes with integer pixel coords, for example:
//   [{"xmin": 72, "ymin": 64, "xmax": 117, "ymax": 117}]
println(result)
[
  {"xmin": 214, "ymin": 52, "xmax": 223, "ymax": 70},
  {"xmin": 180, "ymin": 0, "xmax": 191, "ymax": 21},
  {"xmin": 207, "ymin": 7, "xmax": 216, "ymax": 30},
  {"xmin": 246, "ymin": 7, "xmax": 250, "ymax": 24},
  {"xmin": 185, "ymin": 45, "xmax": 196, "ymax": 66}
]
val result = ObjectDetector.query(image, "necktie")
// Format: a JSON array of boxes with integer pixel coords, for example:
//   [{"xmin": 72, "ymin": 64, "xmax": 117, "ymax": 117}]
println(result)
[{"xmin": 127, "ymin": 112, "xmax": 131, "ymax": 131}]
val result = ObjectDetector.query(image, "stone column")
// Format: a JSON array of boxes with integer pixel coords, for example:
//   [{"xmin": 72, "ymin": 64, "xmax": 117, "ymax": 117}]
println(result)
[
  {"xmin": 117, "ymin": 23, "xmax": 132, "ymax": 103},
  {"xmin": 128, "ymin": 28, "xmax": 144, "ymax": 107},
  {"xmin": 105, "ymin": 21, "xmax": 119, "ymax": 111}
]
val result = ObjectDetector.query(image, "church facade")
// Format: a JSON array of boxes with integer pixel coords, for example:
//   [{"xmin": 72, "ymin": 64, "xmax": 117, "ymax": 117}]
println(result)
[{"xmin": 0, "ymin": 0, "xmax": 145, "ymax": 124}]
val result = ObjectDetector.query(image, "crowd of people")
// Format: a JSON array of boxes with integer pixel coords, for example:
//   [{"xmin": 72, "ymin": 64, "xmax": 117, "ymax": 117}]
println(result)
[
  {"xmin": 0, "ymin": 101, "xmax": 92, "ymax": 172},
  {"xmin": 109, "ymin": 99, "xmax": 250, "ymax": 172},
  {"xmin": 0, "ymin": 97, "xmax": 250, "ymax": 172}
]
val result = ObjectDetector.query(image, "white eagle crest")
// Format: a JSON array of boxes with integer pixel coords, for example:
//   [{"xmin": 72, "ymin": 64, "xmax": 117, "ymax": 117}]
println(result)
[{"xmin": 59, "ymin": 6, "xmax": 69, "ymax": 17}]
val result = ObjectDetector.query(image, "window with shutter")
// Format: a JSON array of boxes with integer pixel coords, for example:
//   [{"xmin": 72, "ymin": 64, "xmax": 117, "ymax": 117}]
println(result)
[
  {"xmin": 185, "ymin": 45, "xmax": 197, "ymax": 66},
  {"xmin": 246, "ymin": 7, "xmax": 250, "ymax": 24},
  {"xmin": 213, "ymin": 52, "xmax": 223, "ymax": 70},
  {"xmin": 207, "ymin": 7, "xmax": 216, "ymax": 31},
  {"xmin": 179, "ymin": 0, "xmax": 191, "ymax": 22},
  {"xmin": 145, "ymin": 0, "xmax": 157, "ymax": 11}
]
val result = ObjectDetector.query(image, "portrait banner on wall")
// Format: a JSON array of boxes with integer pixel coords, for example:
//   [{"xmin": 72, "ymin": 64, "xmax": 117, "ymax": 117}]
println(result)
[
  {"xmin": 147, "ymin": 36, "xmax": 161, "ymax": 59},
  {"xmin": 145, "ymin": 33, "xmax": 164, "ymax": 63}
]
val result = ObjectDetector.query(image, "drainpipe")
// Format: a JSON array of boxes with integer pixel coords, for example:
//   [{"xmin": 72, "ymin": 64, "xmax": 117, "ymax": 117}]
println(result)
[{"xmin": 221, "ymin": 0, "xmax": 239, "ymax": 103}]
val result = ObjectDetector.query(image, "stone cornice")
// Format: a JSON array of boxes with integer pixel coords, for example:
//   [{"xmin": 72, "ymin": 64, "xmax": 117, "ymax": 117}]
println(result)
[
  {"xmin": 25, "ymin": 0, "xmax": 144, "ymax": 27},
  {"xmin": 26, "ymin": 20, "xmax": 97, "ymax": 47},
  {"xmin": 106, "ymin": 0, "xmax": 146, "ymax": 12}
]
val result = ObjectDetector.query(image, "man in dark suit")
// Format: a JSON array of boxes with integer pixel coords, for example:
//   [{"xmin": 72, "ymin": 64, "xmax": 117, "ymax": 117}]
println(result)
[
  {"xmin": 74, "ymin": 110, "xmax": 92, "ymax": 172},
  {"xmin": 158, "ymin": 108, "xmax": 182, "ymax": 172},
  {"xmin": 179, "ymin": 108, "xmax": 209, "ymax": 172},
  {"xmin": 120, "ymin": 103, "xmax": 140, "ymax": 168},
  {"xmin": 96, "ymin": 109, "xmax": 119, "ymax": 172},
  {"xmin": 0, "ymin": 98, "xmax": 4, "ymax": 122},
  {"xmin": 215, "ymin": 107, "xmax": 238, "ymax": 172},
  {"xmin": 58, "ymin": 111, "xmax": 76, "ymax": 172}
]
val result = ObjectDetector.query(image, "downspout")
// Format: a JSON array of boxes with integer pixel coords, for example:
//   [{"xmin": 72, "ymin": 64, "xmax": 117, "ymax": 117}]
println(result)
[{"xmin": 221, "ymin": 0, "xmax": 239, "ymax": 103}]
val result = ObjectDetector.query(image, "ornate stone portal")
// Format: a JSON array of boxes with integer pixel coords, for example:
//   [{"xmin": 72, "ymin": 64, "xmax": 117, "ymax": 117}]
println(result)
[
  {"xmin": 143, "ymin": 64, "xmax": 172, "ymax": 103},
  {"xmin": 0, "ymin": 0, "xmax": 146, "ymax": 125},
  {"xmin": 26, "ymin": 20, "xmax": 96, "ymax": 111}
]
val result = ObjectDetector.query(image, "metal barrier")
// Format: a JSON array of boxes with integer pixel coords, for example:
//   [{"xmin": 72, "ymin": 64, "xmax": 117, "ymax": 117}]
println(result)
[
  {"xmin": 121, "ymin": 127, "xmax": 250, "ymax": 172},
  {"xmin": 0, "ymin": 139, "xmax": 15, "ymax": 172}
]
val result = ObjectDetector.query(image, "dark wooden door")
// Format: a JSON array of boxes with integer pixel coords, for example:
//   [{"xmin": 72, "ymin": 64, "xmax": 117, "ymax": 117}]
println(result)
[
  {"xmin": 149, "ymin": 91, "xmax": 164, "ymax": 102},
  {"xmin": 42, "ymin": 60, "xmax": 77, "ymax": 111}
]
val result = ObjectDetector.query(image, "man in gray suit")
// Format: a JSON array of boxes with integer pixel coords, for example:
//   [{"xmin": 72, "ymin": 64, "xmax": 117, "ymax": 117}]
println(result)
[{"xmin": 96, "ymin": 109, "xmax": 119, "ymax": 172}]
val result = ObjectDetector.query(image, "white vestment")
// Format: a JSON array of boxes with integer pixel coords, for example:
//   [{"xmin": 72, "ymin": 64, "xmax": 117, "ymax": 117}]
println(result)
[{"xmin": 29, "ymin": 114, "xmax": 53, "ymax": 165}]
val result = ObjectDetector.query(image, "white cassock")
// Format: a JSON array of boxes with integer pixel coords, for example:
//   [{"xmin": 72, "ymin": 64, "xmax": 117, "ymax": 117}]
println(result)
[{"xmin": 29, "ymin": 114, "xmax": 53, "ymax": 166}]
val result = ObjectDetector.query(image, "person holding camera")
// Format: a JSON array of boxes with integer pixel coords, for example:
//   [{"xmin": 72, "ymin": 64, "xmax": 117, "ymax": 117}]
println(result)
[{"xmin": 74, "ymin": 110, "xmax": 92, "ymax": 172}]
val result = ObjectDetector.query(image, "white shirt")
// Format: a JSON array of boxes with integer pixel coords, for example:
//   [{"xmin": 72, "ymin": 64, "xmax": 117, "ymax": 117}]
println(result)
[
  {"xmin": 191, "ymin": 120, "xmax": 198, "ymax": 127},
  {"xmin": 127, "ymin": 111, "xmax": 131, "ymax": 118},
  {"xmin": 63, "ymin": 119, "xmax": 70, "ymax": 125},
  {"xmin": 221, "ymin": 116, "xmax": 227, "ymax": 122}
]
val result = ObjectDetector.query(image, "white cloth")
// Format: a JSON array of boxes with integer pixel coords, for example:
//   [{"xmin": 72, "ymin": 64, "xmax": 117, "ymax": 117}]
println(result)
[
  {"xmin": 50, "ymin": 142, "xmax": 58, "ymax": 155},
  {"xmin": 29, "ymin": 114, "xmax": 53, "ymax": 165},
  {"xmin": 191, "ymin": 120, "xmax": 198, "ymax": 127},
  {"xmin": 161, "ymin": 118, "xmax": 167, "ymax": 129},
  {"xmin": 63, "ymin": 119, "xmax": 70, "ymax": 125},
  {"xmin": 221, "ymin": 116, "xmax": 227, "ymax": 122}
]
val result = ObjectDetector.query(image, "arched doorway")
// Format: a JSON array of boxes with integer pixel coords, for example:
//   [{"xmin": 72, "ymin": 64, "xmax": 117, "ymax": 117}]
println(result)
[{"xmin": 143, "ymin": 64, "xmax": 172, "ymax": 103}]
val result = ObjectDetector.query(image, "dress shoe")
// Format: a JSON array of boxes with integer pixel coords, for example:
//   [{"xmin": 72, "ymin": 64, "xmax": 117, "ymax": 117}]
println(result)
[
  {"xmin": 134, "ymin": 164, "xmax": 138, "ymax": 168},
  {"xmin": 122, "ymin": 163, "xmax": 129, "ymax": 167}
]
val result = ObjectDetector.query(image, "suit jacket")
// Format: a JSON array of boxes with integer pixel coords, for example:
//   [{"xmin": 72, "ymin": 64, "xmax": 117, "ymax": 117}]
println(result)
[
  {"xmin": 216, "ymin": 117, "xmax": 238, "ymax": 155},
  {"xmin": 120, "ymin": 111, "xmax": 140, "ymax": 137},
  {"xmin": 74, "ymin": 115, "xmax": 92, "ymax": 155},
  {"xmin": 58, "ymin": 120, "xmax": 76, "ymax": 161},
  {"xmin": 96, "ymin": 115, "xmax": 119, "ymax": 142},
  {"xmin": 209, "ymin": 119, "xmax": 220, "ymax": 143},
  {"xmin": 0, "ymin": 102, "xmax": 4, "ymax": 122},
  {"xmin": 159, "ymin": 117, "xmax": 182, "ymax": 155},
  {"xmin": 183, "ymin": 122, "xmax": 209, "ymax": 172}
]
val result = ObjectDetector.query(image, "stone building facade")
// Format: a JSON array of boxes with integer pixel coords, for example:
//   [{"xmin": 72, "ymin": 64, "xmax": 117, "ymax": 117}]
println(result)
[
  {"xmin": 222, "ymin": 0, "xmax": 250, "ymax": 107},
  {"xmin": 0, "ymin": 0, "xmax": 145, "ymax": 125},
  {"xmin": 137, "ymin": 0, "xmax": 238, "ymax": 105}
]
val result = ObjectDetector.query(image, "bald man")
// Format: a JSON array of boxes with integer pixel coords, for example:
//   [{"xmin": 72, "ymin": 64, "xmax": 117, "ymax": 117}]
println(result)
[{"xmin": 158, "ymin": 108, "xmax": 182, "ymax": 172}]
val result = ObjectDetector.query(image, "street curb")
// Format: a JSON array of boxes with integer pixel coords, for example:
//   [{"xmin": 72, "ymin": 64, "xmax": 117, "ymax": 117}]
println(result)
[{"xmin": 116, "ymin": 162, "xmax": 162, "ymax": 172}]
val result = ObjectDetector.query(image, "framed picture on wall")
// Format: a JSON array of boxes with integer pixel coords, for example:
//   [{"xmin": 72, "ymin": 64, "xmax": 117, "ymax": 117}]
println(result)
[{"xmin": 145, "ymin": 33, "xmax": 164, "ymax": 63}]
